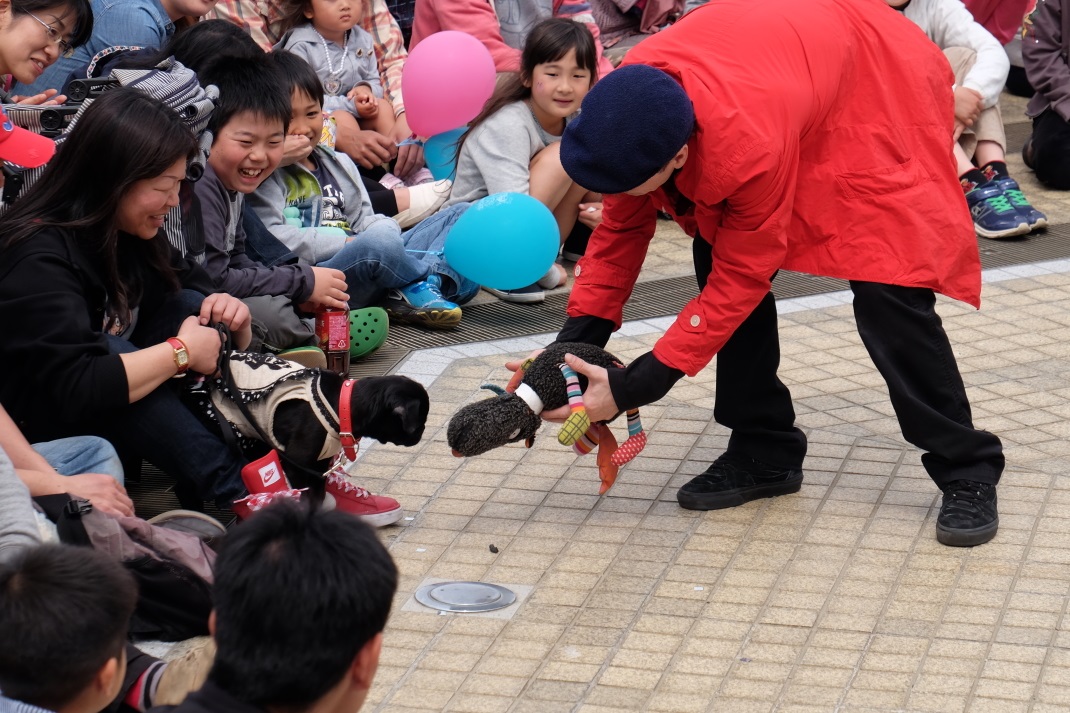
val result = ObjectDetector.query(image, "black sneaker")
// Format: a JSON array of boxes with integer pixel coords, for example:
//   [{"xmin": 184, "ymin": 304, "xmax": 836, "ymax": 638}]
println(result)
[
  {"xmin": 936, "ymin": 480, "xmax": 998, "ymax": 547},
  {"xmin": 677, "ymin": 452, "xmax": 803, "ymax": 511}
]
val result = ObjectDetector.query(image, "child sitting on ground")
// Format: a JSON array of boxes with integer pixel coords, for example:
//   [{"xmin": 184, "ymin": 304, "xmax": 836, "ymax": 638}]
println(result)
[
  {"xmin": 0, "ymin": 545, "xmax": 137, "ymax": 713},
  {"xmin": 447, "ymin": 18, "xmax": 602, "ymax": 304},
  {"xmin": 275, "ymin": 0, "xmax": 432, "ymax": 186},
  {"xmin": 196, "ymin": 55, "xmax": 465, "ymax": 347},
  {"xmin": 193, "ymin": 55, "xmax": 348, "ymax": 357},
  {"xmin": 163, "ymin": 501, "xmax": 397, "ymax": 712},
  {"xmin": 1022, "ymin": 0, "xmax": 1070, "ymax": 190},
  {"xmin": 248, "ymin": 51, "xmax": 479, "ymax": 329},
  {"xmin": 888, "ymin": 0, "xmax": 1047, "ymax": 238}
]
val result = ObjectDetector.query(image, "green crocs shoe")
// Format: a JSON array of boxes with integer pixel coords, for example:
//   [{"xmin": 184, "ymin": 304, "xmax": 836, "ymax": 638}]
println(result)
[{"xmin": 349, "ymin": 307, "xmax": 389, "ymax": 359}]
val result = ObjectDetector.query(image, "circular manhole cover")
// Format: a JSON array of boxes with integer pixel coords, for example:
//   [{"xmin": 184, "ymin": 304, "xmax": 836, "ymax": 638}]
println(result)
[{"xmin": 415, "ymin": 581, "xmax": 517, "ymax": 613}]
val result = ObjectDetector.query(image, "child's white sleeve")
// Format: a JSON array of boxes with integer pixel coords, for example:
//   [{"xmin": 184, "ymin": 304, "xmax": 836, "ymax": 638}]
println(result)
[{"xmin": 930, "ymin": 0, "xmax": 1009, "ymax": 108}]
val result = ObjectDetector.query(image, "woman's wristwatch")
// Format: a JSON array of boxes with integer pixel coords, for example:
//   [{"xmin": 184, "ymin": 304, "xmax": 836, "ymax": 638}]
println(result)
[{"xmin": 166, "ymin": 337, "xmax": 190, "ymax": 375}]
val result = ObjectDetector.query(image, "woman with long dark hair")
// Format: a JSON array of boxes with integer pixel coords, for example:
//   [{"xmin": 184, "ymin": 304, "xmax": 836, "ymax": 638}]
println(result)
[{"xmin": 0, "ymin": 87, "xmax": 252, "ymax": 507}]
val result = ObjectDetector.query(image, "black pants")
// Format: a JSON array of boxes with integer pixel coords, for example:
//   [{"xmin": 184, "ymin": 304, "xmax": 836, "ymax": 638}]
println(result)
[
  {"xmin": 694, "ymin": 238, "xmax": 1004, "ymax": 487},
  {"xmin": 1031, "ymin": 109, "xmax": 1070, "ymax": 190}
]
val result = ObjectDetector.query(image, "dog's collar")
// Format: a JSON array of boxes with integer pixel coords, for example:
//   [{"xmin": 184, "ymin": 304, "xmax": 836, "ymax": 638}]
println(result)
[
  {"xmin": 339, "ymin": 378, "xmax": 360, "ymax": 461},
  {"xmin": 515, "ymin": 383, "xmax": 543, "ymax": 415}
]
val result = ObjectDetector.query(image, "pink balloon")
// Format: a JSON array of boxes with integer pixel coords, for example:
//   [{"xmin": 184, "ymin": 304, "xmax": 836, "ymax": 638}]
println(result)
[{"xmin": 403, "ymin": 31, "xmax": 496, "ymax": 138}]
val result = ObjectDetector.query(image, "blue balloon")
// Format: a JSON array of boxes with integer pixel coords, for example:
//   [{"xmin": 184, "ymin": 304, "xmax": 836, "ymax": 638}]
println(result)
[
  {"xmin": 444, "ymin": 193, "xmax": 559, "ymax": 290},
  {"xmin": 424, "ymin": 127, "xmax": 467, "ymax": 181}
]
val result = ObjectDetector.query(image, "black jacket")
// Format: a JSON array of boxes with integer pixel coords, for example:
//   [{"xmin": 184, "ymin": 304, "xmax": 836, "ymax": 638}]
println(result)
[{"xmin": 0, "ymin": 227, "xmax": 216, "ymax": 440}]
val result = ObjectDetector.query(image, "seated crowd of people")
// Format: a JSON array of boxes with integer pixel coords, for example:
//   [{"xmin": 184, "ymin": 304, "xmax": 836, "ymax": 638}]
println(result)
[{"xmin": 0, "ymin": 0, "xmax": 1066, "ymax": 709}]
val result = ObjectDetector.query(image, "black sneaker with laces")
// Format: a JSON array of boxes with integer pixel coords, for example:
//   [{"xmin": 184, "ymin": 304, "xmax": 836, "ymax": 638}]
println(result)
[
  {"xmin": 677, "ymin": 452, "xmax": 803, "ymax": 511},
  {"xmin": 936, "ymin": 480, "xmax": 998, "ymax": 547}
]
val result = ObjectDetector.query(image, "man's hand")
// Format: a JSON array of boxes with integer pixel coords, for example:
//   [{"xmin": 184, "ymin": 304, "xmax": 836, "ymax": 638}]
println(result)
[
  {"xmin": 309, "ymin": 267, "xmax": 349, "ymax": 309},
  {"xmin": 391, "ymin": 113, "xmax": 425, "ymax": 179},
  {"xmin": 331, "ymin": 111, "xmax": 396, "ymax": 168},
  {"xmin": 953, "ymin": 86, "xmax": 983, "ymax": 128},
  {"xmin": 540, "ymin": 353, "xmax": 620, "ymax": 423},
  {"xmin": 63, "ymin": 473, "xmax": 134, "ymax": 517}
]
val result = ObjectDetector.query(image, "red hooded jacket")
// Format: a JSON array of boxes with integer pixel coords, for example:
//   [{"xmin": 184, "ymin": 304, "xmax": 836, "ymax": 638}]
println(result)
[{"xmin": 566, "ymin": 0, "xmax": 981, "ymax": 378}]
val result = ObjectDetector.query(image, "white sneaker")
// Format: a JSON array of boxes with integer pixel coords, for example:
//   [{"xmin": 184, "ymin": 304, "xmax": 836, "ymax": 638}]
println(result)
[
  {"xmin": 394, "ymin": 179, "xmax": 452, "ymax": 228},
  {"xmin": 536, "ymin": 263, "xmax": 567, "ymax": 289}
]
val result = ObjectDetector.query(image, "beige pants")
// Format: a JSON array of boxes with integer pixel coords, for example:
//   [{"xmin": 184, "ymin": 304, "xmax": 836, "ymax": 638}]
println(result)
[{"xmin": 944, "ymin": 46, "xmax": 1007, "ymax": 157}]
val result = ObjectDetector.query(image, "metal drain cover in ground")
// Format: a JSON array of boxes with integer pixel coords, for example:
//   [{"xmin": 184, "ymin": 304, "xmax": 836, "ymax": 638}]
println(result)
[{"xmin": 415, "ymin": 582, "xmax": 517, "ymax": 613}]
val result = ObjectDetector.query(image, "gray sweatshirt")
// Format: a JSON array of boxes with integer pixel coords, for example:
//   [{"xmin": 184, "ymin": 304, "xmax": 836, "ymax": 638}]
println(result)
[
  {"xmin": 195, "ymin": 164, "xmax": 316, "ymax": 302},
  {"xmin": 446, "ymin": 101, "xmax": 565, "ymax": 207},
  {"xmin": 0, "ymin": 447, "xmax": 40, "ymax": 565},
  {"xmin": 248, "ymin": 146, "xmax": 394, "ymax": 264},
  {"xmin": 276, "ymin": 24, "xmax": 383, "ymax": 116}
]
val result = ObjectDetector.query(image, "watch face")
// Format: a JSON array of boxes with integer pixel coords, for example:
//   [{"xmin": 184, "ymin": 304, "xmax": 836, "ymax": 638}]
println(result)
[{"xmin": 176, "ymin": 350, "xmax": 189, "ymax": 367}]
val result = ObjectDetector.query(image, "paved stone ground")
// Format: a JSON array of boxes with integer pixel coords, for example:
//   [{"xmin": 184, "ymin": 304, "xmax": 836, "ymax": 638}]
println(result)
[{"xmin": 344, "ymin": 95, "xmax": 1070, "ymax": 712}]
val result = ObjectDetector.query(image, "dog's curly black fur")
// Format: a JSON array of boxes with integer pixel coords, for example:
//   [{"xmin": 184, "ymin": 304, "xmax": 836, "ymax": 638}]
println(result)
[{"xmin": 447, "ymin": 342, "xmax": 620, "ymax": 457}]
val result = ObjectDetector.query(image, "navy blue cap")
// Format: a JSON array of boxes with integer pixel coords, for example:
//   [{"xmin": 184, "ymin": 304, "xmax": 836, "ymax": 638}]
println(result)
[{"xmin": 561, "ymin": 64, "xmax": 694, "ymax": 194}]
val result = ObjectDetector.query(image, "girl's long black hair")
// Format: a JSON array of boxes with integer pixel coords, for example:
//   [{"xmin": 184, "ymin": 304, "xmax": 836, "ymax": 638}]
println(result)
[{"xmin": 455, "ymin": 18, "xmax": 598, "ymax": 157}]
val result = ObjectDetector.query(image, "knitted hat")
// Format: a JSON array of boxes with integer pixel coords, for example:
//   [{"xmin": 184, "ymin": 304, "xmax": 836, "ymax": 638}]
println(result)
[{"xmin": 561, "ymin": 64, "xmax": 695, "ymax": 194}]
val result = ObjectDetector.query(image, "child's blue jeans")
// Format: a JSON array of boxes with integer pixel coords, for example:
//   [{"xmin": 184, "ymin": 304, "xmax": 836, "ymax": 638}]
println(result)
[{"xmin": 318, "ymin": 203, "xmax": 480, "ymax": 307}]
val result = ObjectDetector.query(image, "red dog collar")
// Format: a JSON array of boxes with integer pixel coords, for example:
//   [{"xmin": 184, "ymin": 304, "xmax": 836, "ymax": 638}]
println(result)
[{"xmin": 338, "ymin": 378, "xmax": 360, "ymax": 461}]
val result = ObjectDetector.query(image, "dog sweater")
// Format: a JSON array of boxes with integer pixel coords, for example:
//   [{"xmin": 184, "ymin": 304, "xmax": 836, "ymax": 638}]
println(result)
[{"xmin": 210, "ymin": 352, "xmax": 341, "ymax": 461}]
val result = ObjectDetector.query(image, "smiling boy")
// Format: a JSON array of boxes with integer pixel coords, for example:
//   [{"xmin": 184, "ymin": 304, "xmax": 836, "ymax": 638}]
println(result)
[{"xmin": 194, "ymin": 56, "xmax": 350, "ymax": 356}]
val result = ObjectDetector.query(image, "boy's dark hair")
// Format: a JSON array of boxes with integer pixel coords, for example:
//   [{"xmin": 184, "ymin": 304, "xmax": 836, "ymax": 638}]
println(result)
[
  {"xmin": 0, "ymin": 545, "xmax": 137, "ymax": 710},
  {"xmin": 200, "ymin": 55, "xmax": 291, "ymax": 136},
  {"xmin": 270, "ymin": 50, "xmax": 325, "ymax": 108},
  {"xmin": 109, "ymin": 20, "xmax": 263, "ymax": 76},
  {"xmin": 209, "ymin": 502, "xmax": 398, "ymax": 707}
]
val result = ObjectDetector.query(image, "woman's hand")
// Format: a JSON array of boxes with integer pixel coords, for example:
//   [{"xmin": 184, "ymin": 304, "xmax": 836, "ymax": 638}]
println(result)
[
  {"xmin": 198, "ymin": 293, "xmax": 253, "ymax": 351},
  {"xmin": 11, "ymin": 89, "xmax": 65, "ymax": 105},
  {"xmin": 177, "ymin": 315, "xmax": 226, "ymax": 374}
]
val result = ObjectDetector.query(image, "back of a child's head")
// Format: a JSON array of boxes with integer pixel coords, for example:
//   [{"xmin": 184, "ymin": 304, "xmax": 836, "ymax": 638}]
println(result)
[
  {"xmin": 201, "ymin": 55, "xmax": 291, "ymax": 137},
  {"xmin": 270, "ymin": 50, "xmax": 325, "ymax": 108},
  {"xmin": 0, "ymin": 545, "xmax": 137, "ymax": 710},
  {"xmin": 521, "ymin": 18, "xmax": 598, "ymax": 84},
  {"xmin": 209, "ymin": 501, "xmax": 398, "ymax": 708},
  {"xmin": 165, "ymin": 20, "xmax": 264, "ymax": 75}
]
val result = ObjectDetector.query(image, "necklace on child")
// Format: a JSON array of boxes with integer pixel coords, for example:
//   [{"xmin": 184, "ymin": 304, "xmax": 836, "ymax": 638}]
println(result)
[{"xmin": 317, "ymin": 30, "xmax": 349, "ymax": 96}]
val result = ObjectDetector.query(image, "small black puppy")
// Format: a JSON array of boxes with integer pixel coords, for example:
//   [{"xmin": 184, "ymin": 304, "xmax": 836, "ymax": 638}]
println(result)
[
  {"xmin": 194, "ymin": 352, "xmax": 429, "ymax": 497},
  {"xmin": 273, "ymin": 371, "xmax": 429, "ymax": 480}
]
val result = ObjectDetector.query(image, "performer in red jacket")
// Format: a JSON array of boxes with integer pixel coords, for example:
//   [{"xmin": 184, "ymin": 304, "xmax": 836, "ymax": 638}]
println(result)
[{"xmin": 547, "ymin": 0, "xmax": 1005, "ymax": 546}]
